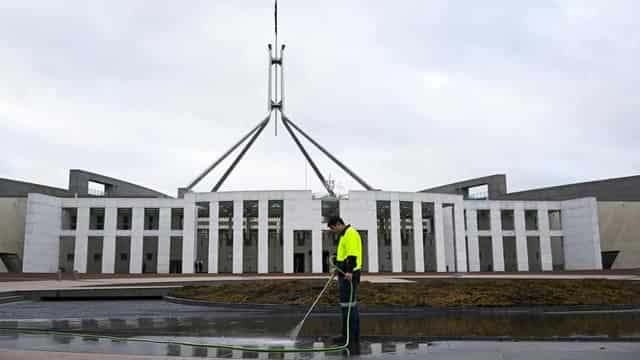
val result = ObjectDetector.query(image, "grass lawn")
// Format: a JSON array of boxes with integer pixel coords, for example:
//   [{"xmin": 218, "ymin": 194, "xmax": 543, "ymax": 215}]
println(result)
[{"xmin": 169, "ymin": 279, "xmax": 640, "ymax": 308}]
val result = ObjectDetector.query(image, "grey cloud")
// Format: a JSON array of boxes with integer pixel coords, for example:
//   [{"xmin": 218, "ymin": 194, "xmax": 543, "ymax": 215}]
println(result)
[{"xmin": 1, "ymin": 0, "xmax": 638, "ymax": 196}]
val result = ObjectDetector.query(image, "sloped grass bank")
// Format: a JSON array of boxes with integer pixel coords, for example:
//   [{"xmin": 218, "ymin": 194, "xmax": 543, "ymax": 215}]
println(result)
[{"xmin": 169, "ymin": 279, "xmax": 640, "ymax": 308}]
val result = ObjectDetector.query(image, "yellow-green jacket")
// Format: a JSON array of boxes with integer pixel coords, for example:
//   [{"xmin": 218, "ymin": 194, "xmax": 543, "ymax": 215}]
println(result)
[{"xmin": 336, "ymin": 225, "xmax": 362, "ymax": 273}]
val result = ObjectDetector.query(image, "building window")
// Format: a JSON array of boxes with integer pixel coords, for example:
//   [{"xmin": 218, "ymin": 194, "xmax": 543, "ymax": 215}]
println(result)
[
  {"xmin": 243, "ymin": 231, "xmax": 253, "ymax": 246},
  {"xmin": 422, "ymin": 202, "xmax": 434, "ymax": 235},
  {"xmin": 171, "ymin": 208, "xmax": 184, "ymax": 230},
  {"xmin": 88, "ymin": 181, "xmax": 106, "ymax": 196},
  {"xmin": 548, "ymin": 210, "xmax": 562, "ymax": 230},
  {"xmin": 501, "ymin": 210, "xmax": 515, "ymax": 231},
  {"xmin": 61, "ymin": 208, "xmax": 77, "ymax": 230},
  {"xmin": 377, "ymin": 201, "xmax": 391, "ymax": 247},
  {"xmin": 89, "ymin": 208, "xmax": 105, "ymax": 230},
  {"xmin": 117, "ymin": 208, "xmax": 132, "ymax": 230},
  {"xmin": 144, "ymin": 208, "xmax": 160, "ymax": 230},
  {"xmin": 197, "ymin": 202, "xmax": 210, "ymax": 218},
  {"xmin": 401, "ymin": 231, "xmax": 408, "ymax": 246},
  {"xmin": 525, "ymin": 210, "xmax": 538, "ymax": 231},
  {"xmin": 477, "ymin": 210, "xmax": 491, "ymax": 231},
  {"xmin": 466, "ymin": 184, "xmax": 488, "ymax": 200}
]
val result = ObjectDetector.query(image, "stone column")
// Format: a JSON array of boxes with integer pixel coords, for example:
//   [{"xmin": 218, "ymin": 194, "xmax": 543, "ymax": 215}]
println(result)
[
  {"xmin": 465, "ymin": 208, "xmax": 480, "ymax": 272},
  {"xmin": 282, "ymin": 198, "xmax": 294, "ymax": 274},
  {"xmin": 312, "ymin": 199, "xmax": 323, "ymax": 273},
  {"xmin": 258, "ymin": 199, "xmax": 269, "ymax": 273},
  {"xmin": 157, "ymin": 207, "xmax": 171, "ymax": 273},
  {"xmin": 366, "ymin": 199, "xmax": 379, "ymax": 273},
  {"xmin": 181, "ymin": 197, "xmax": 196, "ymax": 274},
  {"xmin": 73, "ymin": 207, "xmax": 89, "ymax": 273},
  {"xmin": 209, "ymin": 201, "xmax": 219, "ymax": 273},
  {"xmin": 232, "ymin": 198, "xmax": 243, "ymax": 274},
  {"xmin": 538, "ymin": 205, "xmax": 553, "ymax": 271},
  {"xmin": 433, "ymin": 201, "xmax": 446, "ymax": 272},
  {"xmin": 454, "ymin": 201, "xmax": 468, "ymax": 272},
  {"xmin": 412, "ymin": 201, "xmax": 425, "ymax": 273},
  {"xmin": 130, "ymin": 207, "xmax": 144, "ymax": 274},
  {"xmin": 514, "ymin": 204, "xmax": 529, "ymax": 271},
  {"xmin": 102, "ymin": 206, "xmax": 117, "ymax": 274},
  {"xmin": 489, "ymin": 205, "xmax": 505, "ymax": 271},
  {"xmin": 390, "ymin": 199, "xmax": 402, "ymax": 272}
]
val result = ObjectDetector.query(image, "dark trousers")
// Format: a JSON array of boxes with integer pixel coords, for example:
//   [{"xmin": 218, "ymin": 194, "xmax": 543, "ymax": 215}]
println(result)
[{"xmin": 338, "ymin": 271, "xmax": 360, "ymax": 342}]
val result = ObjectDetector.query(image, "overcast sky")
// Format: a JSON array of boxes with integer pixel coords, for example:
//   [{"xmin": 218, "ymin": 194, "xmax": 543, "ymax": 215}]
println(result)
[{"xmin": 1, "ymin": 1, "xmax": 638, "ymax": 197}]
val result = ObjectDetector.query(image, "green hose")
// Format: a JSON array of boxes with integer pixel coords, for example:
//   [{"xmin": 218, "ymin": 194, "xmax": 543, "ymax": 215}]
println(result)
[{"xmin": 0, "ymin": 264, "xmax": 355, "ymax": 355}]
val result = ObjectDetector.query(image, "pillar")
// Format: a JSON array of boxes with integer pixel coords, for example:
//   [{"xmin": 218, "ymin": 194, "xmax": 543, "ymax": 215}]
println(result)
[
  {"xmin": 465, "ymin": 208, "xmax": 480, "ymax": 272},
  {"xmin": 390, "ymin": 199, "xmax": 402, "ymax": 272},
  {"xmin": 367, "ymin": 199, "xmax": 379, "ymax": 273},
  {"xmin": 232, "ymin": 199, "xmax": 243, "ymax": 274},
  {"xmin": 73, "ymin": 207, "xmax": 89, "ymax": 273},
  {"xmin": 514, "ymin": 204, "xmax": 529, "ymax": 271},
  {"xmin": 434, "ymin": 201, "xmax": 446, "ymax": 272},
  {"xmin": 102, "ymin": 206, "xmax": 117, "ymax": 274},
  {"xmin": 209, "ymin": 200, "xmax": 219, "ymax": 273},
  {"xmin": 489, "ymin": 205, "xmax": 505, "ymax": 271},
  {"xmin": 538, "ymin": 204, "xmax": 553, "ymax": 271},
  {"xmin": 157, "ymin": 207, "xmax": 171, "ymax": 273},
  {"xmin": 130, "ymin": 207, "xmax": 144, "ymax": 274},
  {"xmin": 454, "ymin": 201, "xmax": 468, "ymax": 272},
  {"xmin": 258, "ymin": 199, "xmax": 269, "ymax": 273},
  {"xmin": 413, "ymin": 201, "xmax": 425, "ymax": 272},
  {"xmin": 182, "ymin": 198, "xmax": 196, "ymax": 274}
]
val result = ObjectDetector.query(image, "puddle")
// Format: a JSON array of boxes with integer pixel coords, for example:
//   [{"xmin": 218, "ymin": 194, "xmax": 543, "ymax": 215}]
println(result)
[{"xmin": 0, "ymin": 300, "xmax": 639, "ymax": 358}]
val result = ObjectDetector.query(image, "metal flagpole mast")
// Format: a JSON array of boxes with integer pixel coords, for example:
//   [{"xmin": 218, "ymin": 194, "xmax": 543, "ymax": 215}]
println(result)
[
  {"xmin": 183, "ymin": 0, "xmax": 376, "ymax": 196},
  {"xmin": 274, "ymin": 0, "xmax": 278, "ymax": 136}
]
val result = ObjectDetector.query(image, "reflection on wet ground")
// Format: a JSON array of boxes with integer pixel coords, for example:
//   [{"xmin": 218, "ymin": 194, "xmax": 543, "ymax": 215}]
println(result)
[
  {"xmin": 2, "ymin": 312, "xmax": 638, "ymax": 339},
  {"xmin": 0, "ymin": 333, "xmax": 433, "ymax": 358},
  {"xmin": 0, "ymin": 300, "xmax": 639, "ymax": 358}
]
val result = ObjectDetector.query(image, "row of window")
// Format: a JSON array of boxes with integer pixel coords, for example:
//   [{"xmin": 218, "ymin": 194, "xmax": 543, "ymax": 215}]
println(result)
[
  {"xmin": 61, "ymin": 207, "xmax": 186, "ymax": 231},
  {"xmin": 471, "ymin": 209, "xmax": 562, "ymax": 231},
  {"xmin": 61, "ymin": 200, "xmax": 286, "ymax": 231},
  {"xmin": 60, "ymin": 204, "xmax": 562, "ymax": 233},
  {"xmin": 60, "ymin": 232, "xmax": 564, "ymax": 274}
]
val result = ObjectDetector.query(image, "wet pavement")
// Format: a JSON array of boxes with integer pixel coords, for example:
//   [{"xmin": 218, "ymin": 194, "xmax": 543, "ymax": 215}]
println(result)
[
  {"xmin": 0, "ymin": 299, "xmax": 639, "ymax": 359},
  {"xmin": 1, "ymin": 340, "xmax": 640, "ymax": 359}
]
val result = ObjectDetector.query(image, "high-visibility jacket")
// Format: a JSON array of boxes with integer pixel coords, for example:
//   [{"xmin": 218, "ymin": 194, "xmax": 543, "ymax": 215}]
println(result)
[{"xmin": 336, "ymin": 225, "xmax": 362, "ymax": 273}]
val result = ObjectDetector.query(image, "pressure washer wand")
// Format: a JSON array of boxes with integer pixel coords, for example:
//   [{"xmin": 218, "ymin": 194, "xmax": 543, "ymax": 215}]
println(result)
[
  {"xmin": 303, "ymin": 274, "xmax": 335, "ymax": 323},
  {"xmin": 290, "ymin": 272, "xmax": 336, "ymax": 339}
]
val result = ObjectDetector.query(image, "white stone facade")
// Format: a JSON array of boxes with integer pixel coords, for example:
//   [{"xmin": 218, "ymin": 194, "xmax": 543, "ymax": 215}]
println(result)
[{"xmin": 22, "ymin": 191, "xmax": 602, "ymax": 273}]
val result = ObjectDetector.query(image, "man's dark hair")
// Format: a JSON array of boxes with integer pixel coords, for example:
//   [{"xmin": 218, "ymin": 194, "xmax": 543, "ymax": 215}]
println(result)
[{"xmin": 327, "ymin": 216, "xmax": 344, "ymax": 227}]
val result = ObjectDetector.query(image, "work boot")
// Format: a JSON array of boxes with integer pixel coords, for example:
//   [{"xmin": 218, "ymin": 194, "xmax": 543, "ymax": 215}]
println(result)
[
  {"xmin": 331, "ymin": 335, "xmax": 347, "ymax": 345},
  {"xmin": 348, "ymin": 337, "xmax": 360, "ymax": 355}
]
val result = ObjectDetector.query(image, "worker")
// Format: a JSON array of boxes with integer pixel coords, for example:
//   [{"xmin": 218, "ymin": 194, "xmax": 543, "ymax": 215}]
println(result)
[{"xmin": 328, "ymin": 216, "xmax": 361, "ymax": 354}]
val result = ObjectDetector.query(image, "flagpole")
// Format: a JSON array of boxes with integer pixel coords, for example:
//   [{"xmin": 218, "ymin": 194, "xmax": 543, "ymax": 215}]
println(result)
[{"xmin": 274, "ymin": 0, "xmax": 278, "ymax": 136}]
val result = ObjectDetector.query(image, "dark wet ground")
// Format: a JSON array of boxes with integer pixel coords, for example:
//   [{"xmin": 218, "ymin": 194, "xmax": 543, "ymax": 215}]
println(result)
[{"xmin": 0, "ymin": 299, "xmax": 639, "ymax": 358}]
